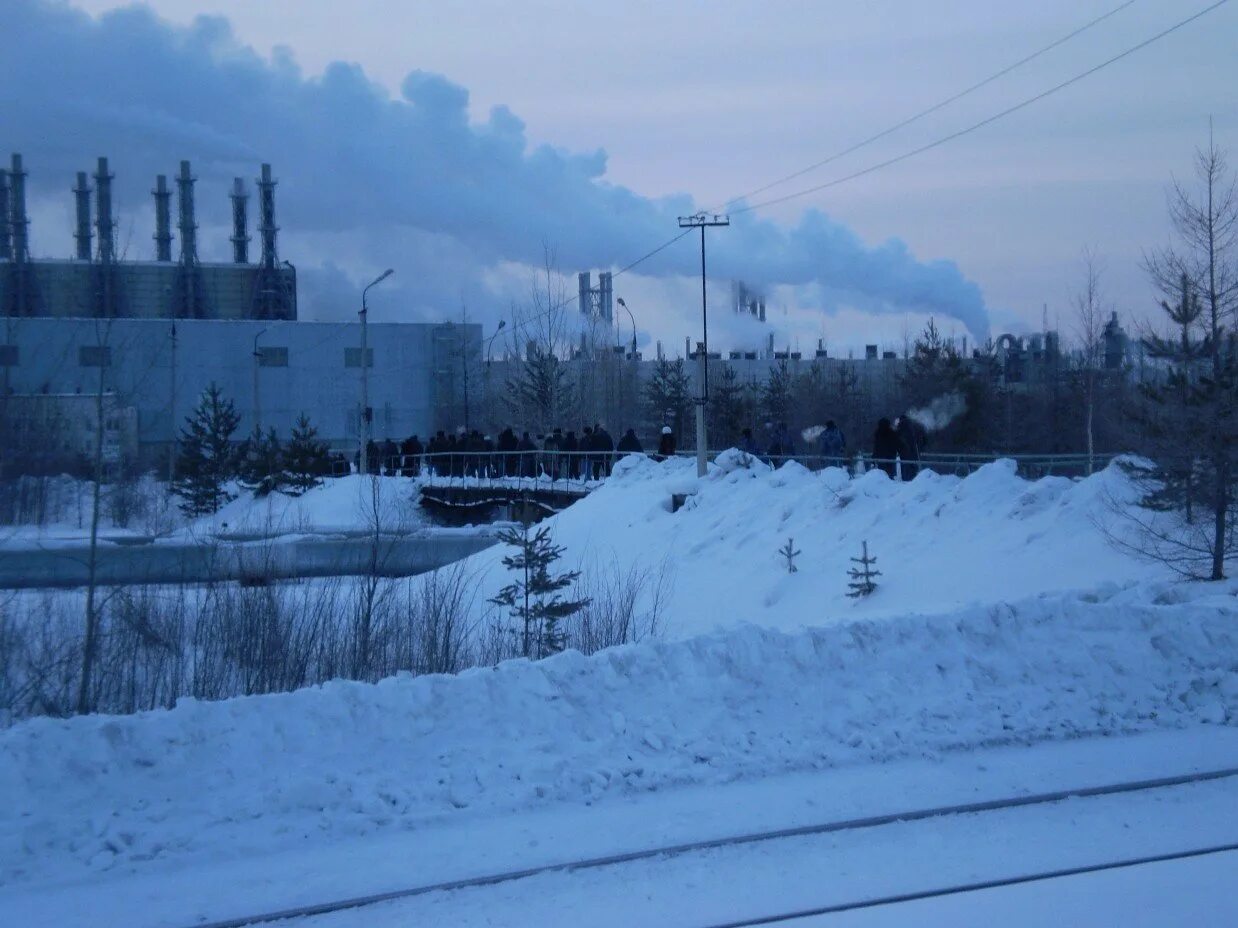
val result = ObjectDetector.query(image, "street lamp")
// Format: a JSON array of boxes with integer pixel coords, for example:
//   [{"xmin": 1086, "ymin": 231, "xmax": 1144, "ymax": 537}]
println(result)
[
  {"xmin": 616, "ymin": 297, "xmax": 637, "ymax": 358},
  {"xmin": 486, "ymin": 319, "xmax": 507, "ymax": 364},
  {"xmin": 359, "ymin": 268, "xmax": 394, "ymax": 475},
  {"xmin": 252, "ymin": 326, "xmax": 268, "ymax": 434}
]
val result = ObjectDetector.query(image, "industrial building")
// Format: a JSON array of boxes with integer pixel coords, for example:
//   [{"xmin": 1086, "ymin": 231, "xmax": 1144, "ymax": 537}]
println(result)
[{"xmin": 0, "ymin": 153, "xmax": 479, "ymax": 473}]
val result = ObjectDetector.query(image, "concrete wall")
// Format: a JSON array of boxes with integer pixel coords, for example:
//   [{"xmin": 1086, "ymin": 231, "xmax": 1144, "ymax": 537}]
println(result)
[{"xmin": 0, "ymin": 317, "xmax": 480, "ymax": 454}]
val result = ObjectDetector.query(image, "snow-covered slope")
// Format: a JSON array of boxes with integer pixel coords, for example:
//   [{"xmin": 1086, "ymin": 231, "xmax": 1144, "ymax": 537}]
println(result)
[
  {"xmin": 447, "ymin": 454, "xmax": 1161, "ymax": 639},
  {"xmin": 2, "ymin": 581, "xmax": 1234, "ymax": 884}
]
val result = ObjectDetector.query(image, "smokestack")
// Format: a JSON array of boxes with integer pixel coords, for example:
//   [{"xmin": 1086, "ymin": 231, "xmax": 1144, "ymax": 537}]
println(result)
[
  {"xmin": 256, "ymin": 163, "xmax": 277, "ymax": 268},
  {"xmin": 0, "ymin": 168, "xmax": 10, "ymax": 260},
  {"xmin": 177, "ymin": 160, "xmax": 197, "ymax": 265},
  {"xmin": 685, "ymin": 336, "xmax": 691, "ymax": 358},
  {"xmin": 153, "ymin": 175, "xmax": 172, "ymax": 262},
  {"xmin": 9, "ymin": 154, "xmax": 29, "ymax": 263},
  {"xmin": 230, "ymin": 177, "xmax": 250, "ymax": 264},
  {"xmin": 598, "ymin": 272, "xmax": 613, "ymax": 322},
  {"xmin": 578, "ymin": 271, "xmax": 591, "ymax": 315},
  {"xmin": 94, "ymin": 157, "xmax": 115, "ymax": 264},
  {"xmin": 74, "ymin": 171, "xmax": 92, "ymax": 261}
]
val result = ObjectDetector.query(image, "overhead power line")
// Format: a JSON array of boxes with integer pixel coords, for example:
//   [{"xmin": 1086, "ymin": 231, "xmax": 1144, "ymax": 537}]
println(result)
[
  {"xmin": 720, "ymin": 0, "xmax": 1141, "ymax": 210},
  {"xmin": 732, "ymin": 0, "xmax": 1230, "ymax": 215}
]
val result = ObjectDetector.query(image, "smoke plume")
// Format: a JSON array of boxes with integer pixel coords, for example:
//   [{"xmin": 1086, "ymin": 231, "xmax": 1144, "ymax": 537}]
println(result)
[
  {"xmin": 906, "ymin": 392, "xmax": 967, "ymax": 432},
  {"xmin": 1, "ymin": 0, "xmax": 992, "ymax": 342}
]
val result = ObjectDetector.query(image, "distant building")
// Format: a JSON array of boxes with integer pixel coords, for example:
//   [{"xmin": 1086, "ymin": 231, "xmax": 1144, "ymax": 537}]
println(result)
[
  {"xmin": 577, "ymin": 271, "xmax": 613, "ymax": 323},
  {"xmin": 731, "ymin": 280, "xmax": 766, "ymax": 322}
]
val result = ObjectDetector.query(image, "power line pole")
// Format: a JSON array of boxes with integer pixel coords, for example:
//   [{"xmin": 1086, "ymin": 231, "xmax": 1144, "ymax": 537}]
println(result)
[{"xmin": 677, "ymin": 212, "xmax": 729, "ymax": 477}]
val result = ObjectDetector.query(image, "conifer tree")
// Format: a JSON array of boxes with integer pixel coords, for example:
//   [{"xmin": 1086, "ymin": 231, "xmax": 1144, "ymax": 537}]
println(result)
[
  {"xmin": 761, "ymin": 359, "xmax": 793, "ymax": 425},
  {"xmin": 283, "ymin": 413, "xmax": 331, "ymax": 495},
  {"xmin": 644, "ymin": 357, "xmax": 693, "ymax": 440},
  {"xmin": 709, "ymin": 363, "xmax": 753, "ymax": 448},
  {"xmin": 238, "ymin": 426, "xmax": 284, "ymax": 497},
  {"xmin": 847, "ymin": 541, "xmax": 881, "ymax": 597},
  {"xmin": 172, "ymin": 382, "xmax": 241, "ymax": 516},
  {"xmin": 489, "ymin": 523, "xmax": 590, "ymax": 658}
]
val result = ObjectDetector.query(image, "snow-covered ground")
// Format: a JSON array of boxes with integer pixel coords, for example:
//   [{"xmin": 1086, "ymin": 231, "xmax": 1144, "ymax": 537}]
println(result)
[
  {"xmin": 3, "ymin": 454, "xmax": 1235, "ymax": 925},
  {"xmin": 431, "ymin": 453, "xmax": 1166, "ymax": 639},
  {"xmin": 3, "ymin": 578, "xmax": 1235, "ymax": 890}
]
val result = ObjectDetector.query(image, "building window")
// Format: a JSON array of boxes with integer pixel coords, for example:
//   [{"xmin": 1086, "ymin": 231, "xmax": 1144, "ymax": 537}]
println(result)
[
  {"xmin": 0, "ymin": 345, "xmax": 17, "ymax": 367},
  {"xmin": 344, "ymin": 347, "xmax": 374, "ymax": 368},
  {"xmin": 258, "ymin": 346, "xmax": 289, "ymax": 367},
  {"xmin": 80, "ymin": 346, "xmax": 112, "ymax": 367}
]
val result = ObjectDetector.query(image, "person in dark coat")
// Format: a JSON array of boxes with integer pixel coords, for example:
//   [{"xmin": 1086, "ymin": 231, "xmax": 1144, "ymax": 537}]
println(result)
[
  {"xmin": 617, "ymin": 428, "xmax": 643, "ymax": 455},
  {"xmin": 895, "ymin": 415, "xmax": 923, "ymax": 481},
  {"xmin": 464, "ymin": 430, "xmax": 486, "ymax": 477},
  {"xmin": 544, "ymin": 428, "xmax": 563, "ymax": 479},
  {"xmin": 516, "ymin": 430, "xmax": 536, "ymax": 477},
  {"xmin": 740, "ymin": 427, "xmax": 760, "ymax": 456},
  {"xmin": 497, "ymin": 427, "xmax": 518, "ymax": 477},
  {"xmin": 872, "ymin": 418, "xmax": 899, "ymax": 478},
  {"xmin": 401, "ymin": 435, "xmax": 423, "ymax": 477},
  {"xmin": 655, "ymin": 426, "xmax": 676, "ymax": 461},
  {"xmin": 818, "ymin": 420, "xmax": 846, "ymax": 467},
  {"xmin": 563, "ymin": 430, "xmax": 580, "ymax": 480},
  {"xmin": 594, "ymin": 423, "xmax": 615, "ymax": 477}
]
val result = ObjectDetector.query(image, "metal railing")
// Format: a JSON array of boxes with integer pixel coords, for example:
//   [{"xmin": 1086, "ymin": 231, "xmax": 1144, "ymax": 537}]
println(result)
[{"xmin": 342, "ymin": 448, "xmax": 1122, "ymax": 493}]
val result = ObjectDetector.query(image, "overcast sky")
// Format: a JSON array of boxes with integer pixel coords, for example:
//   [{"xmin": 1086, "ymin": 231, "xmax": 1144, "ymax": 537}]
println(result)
[{"xmin": 9, "ymin": 0, "xmax": 1238, "ymax": 354}]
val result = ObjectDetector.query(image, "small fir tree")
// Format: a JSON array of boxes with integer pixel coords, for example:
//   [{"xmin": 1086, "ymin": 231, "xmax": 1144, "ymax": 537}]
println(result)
[
  {"xmin": 283, "ymin": 413, "xmax": 331, "ymax": 495},
  {"xmin": 846, "ymin": 540, "xmax": 881, "ymax": 597},
  {"xmin": 489, "ymin": 523, "xmax": 590, "ymax": 658},
  {"xmin": 761, "ymin": 359, "xmax": 793, "ymax": 425},
  {"xmin": 778, "ymin": 537, "xmax": 801, "ymax": 573},
  {"xmin": 172, "ymin": 382, "xmax": 241, "ymax": 516},
  {"xmin": 238, "ymin": 426, "xmax": 284, "ymax": 497},
  {"xmin": 644, "ymin": 357, "xmax": 693, "ymax": 442}
]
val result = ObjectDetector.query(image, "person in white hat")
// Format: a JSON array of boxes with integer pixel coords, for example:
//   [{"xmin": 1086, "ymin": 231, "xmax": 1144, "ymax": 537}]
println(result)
[{"xmin": 656, "ymin": 425, "xmax": 675, "ymax": 460}]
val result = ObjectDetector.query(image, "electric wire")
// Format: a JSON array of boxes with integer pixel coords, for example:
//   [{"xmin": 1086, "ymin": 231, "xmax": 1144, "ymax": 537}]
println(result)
[
  {"xmin": 718, "ymin": 0, "xmax": 1141, "ymax": 210},
  {"xmin": 732, "ymin": 0, "xmax": 1230, "ymax": 215}
]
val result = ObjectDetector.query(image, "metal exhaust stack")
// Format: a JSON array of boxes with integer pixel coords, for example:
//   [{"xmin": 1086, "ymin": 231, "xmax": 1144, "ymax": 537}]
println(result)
[
  {"xmin": 153, "ymin": 174, "xmax": 172, "ymax": 262},
  {"xmin": 94, "ymin": 157, "xmax": 115, "ymax": 264},
  {"xmin": 0, "ymin": 167, "xmax": 11, "ymax": 260},
  {"xmin": 257, "ymin": 163, "xmax": 277, "ymax": 268},
  {"xmin": 9, "ymin": 153, "xmax": 29, "ymax": 263},
  {"xmin": 230, "ymin": 177, "xmax": 250, "ymax": 264},
  {"xmin": 176, "ymin": 160, "xmax": 197, "ymax": 265},
  {"xmin": 74, "ymin": 171, "xmax": 93, "ymax": 260}
]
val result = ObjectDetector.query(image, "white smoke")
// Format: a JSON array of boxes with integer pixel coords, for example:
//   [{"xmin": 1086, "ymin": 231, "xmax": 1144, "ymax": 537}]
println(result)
[
  {"xmin": 907, "ymin": 392, "xmax": 967, "ymax": 432},
  {"xmin": 800, "ymin": 425, "xmax": 826, "ymax": 443}
]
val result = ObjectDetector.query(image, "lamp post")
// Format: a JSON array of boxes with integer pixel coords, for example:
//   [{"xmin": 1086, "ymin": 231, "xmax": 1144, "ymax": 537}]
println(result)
[
  {"xmin": 359, "ymin": 268, "xmax": 394, "ymax": 475},
  {"xmin": 484, "ymin": 319, "xmax": 506, "ymax": 428},
  {"xmin": 252, "ymin": 326, "xmax": 267, "ymax": 435},
  {"xmin": 616, "ymin": 297, "xmax": 637, "ymax": 358}
]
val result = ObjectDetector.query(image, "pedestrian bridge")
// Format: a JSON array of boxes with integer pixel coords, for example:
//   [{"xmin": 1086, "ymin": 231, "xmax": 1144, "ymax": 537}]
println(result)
[{"xmin": 413, "ymin": 449, "xmax": 1118, "ymax": 523}]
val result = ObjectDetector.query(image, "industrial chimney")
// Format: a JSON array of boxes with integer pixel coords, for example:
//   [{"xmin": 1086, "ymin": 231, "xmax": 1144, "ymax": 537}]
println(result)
[
  {"xmin": 230, "ymin": 177, "xmax": 250, "ymax": 264},
  {"xmin": 153, "ymin": 174, "xmax": 172, "ymax": 262},
  {"xmin": 74, "ymin": 171, "xmax": 92, "ymax": 261},
  {"xmin": 0, "ymin": 168, "xmax": 10, "ymax": 261},
  {"xmin": 256, "ymin": 163, "xmax": 277, "ymax": 268},
  {"xmin": 94, "ymin": 157, "xmax": 115, "ymax": 264},
  {"xmin": 9, "ymin": 154, "xmax": 30, "ymax": 263},
  {"xmin": 176, "ymin": 160, "xmax": 198, "ymax": 266}
]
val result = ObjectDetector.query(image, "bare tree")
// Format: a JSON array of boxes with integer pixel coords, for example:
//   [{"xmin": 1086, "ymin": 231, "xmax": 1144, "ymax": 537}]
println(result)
[
  {"xmin": 505, "ymin": 245, "xmax": 580, "ymax": 433},
  {"xmin": 1072, "ymin": 248, "xmax": 1109, "ymax": 475},
  {"xmin": 1134, "ymin": 135, "xmax": 1238, "ymax": 580}
]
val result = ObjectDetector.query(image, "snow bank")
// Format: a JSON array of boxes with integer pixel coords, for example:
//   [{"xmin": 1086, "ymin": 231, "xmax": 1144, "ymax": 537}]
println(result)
[
  {"xmin": 3, "ymin": 581, "xmax": 1235, "ymax": 884},
  {"xmin": 438, "ymin": 455, "xmax": 1165, "ymax": 639}
]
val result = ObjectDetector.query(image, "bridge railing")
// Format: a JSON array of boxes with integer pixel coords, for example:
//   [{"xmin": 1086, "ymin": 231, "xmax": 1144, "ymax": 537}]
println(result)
[{"xmin": 347, "ymin": 448, "xmax": 1122, "ymax": 491}]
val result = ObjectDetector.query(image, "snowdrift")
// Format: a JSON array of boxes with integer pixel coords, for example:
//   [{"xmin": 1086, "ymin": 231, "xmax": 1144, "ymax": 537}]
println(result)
[
  {"xmin": 3, "ymin": 581, "xmax": 1235, "ymax": 884},
  {"xmin": 441, "ymin": 455, "xmax": 1162, "ymax": 639}
]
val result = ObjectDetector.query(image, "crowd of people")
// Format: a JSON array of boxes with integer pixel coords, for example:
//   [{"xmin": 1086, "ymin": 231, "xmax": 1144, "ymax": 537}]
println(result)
[
  {"xmin": 353, "ymin": 413, "xmax": 926, "ymax": 482},
  {"xmin": 357, "ymin": 423, "xmax": 663, "ymax": 481}
]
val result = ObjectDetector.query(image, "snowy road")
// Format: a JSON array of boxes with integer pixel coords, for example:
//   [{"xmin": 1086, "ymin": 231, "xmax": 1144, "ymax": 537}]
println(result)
[
  {"xmin": 263, "ymin": 777, "xmax": 1238, "ymax": 927},
  {"xmin": 9, "ymin": 729, "xmax": 1238, "ymax": 928}
]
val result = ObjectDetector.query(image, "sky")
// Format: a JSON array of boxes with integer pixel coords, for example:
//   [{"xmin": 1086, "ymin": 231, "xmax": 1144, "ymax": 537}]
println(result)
[{"xmin": 5, "ymin": 0, "xmax": 1237, "ymax": 355}]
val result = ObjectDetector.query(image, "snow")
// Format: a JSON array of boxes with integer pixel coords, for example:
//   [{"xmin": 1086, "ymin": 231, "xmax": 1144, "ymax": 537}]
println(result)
[
  {"xmin": 3, "ymin": 579, "xmax": 1235, "ymax": 889},
  {"xmin": 432, "ymin": 454, "xmax": 1167, "ymax": 639}
]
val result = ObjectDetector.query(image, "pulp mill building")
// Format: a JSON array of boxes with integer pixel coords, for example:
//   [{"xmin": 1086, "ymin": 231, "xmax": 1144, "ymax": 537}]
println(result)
[{"xmin": 0, "ymin": 153, "xmax": 479, "ymax": 471}]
